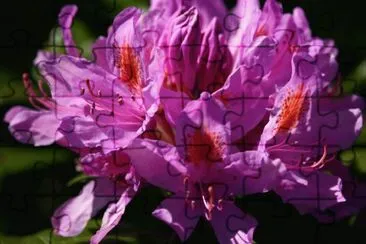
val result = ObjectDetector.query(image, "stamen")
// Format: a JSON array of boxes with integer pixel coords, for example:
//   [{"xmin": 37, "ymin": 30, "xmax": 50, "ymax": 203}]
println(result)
[
  {"xmin": 90, "ymin": 102, "xmax": 96, "ymax": 114},
  {"xmin": 191, "ymin": 200, "xmax": 196, "ymax": 210},
  {"xmin": 217, "ymin": 199, "xmax": 223, "ymax": 211},
  {"xmin": 199, "ymin": 183, "xmax": 215, "ymax": 221},
  {"xmin": 184, "ymin": 176, "xmax": 190, "ymax": 204},
  {"xmin": 267, "ymin": 137, "xmax": 311, "ymax": 154},
  {"xmin": 23, "ymin": 73, "xmax": 53, "ymax": 110},
  {"xmin": 117, "ymin": 96, "xmax": 124, "ymax": 105},
  {"xmin": 285, "ymin": 145, "xmax": 333, "ymax": 171},
  {"xmin": 85, "ymin": 79, "xmax": 99, "ymax": 97},
  {"xmin": 37, "ymin": 79, "xmax": 49, "ymax": 97},
  {"xmin": 309, "ymin": 145, "xmax": 327, "ymax": 169}
]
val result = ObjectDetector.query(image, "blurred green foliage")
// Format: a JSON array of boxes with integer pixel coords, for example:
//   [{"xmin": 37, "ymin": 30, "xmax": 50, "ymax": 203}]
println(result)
[{"xmin": 0, "ymin": 0, "xmax": 366, "ymax": 243}]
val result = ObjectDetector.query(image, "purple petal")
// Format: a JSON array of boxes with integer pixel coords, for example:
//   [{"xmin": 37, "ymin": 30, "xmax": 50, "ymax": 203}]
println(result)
[
  {"xmin": 79, "ymin": 148, "xmax": 131, "ymax": 177},
  {"xmin": 213, "ymin": 61, "xmax": 275, "ymax": 140},
  {"xmin": 159, "ymin": 7, "xmax": 201, "ymax": 92},
  {"xmin": 152, "ymin": 193, "xmax": 200, "ymax": 241},
  {"xmin": 52, "ymin": 178, "xmax": 124, "ymax": 237},
  {"xmin": 105, "ymin": 8, "xmax": 146, "ymax": 80},
  {"xmin": 224, "ymin": 151, "xmax": 287, "ymax": 195},
  {"xmin": 91, "ymin": 37, "xmax": 109, "ymax": 71},
  {"xmin": 229, "ymin": 0, "xmax": 261, "ymax": 58},
  {"xmin": 36, "ymin": 55, "xmax": 119, "ymax": 97},
  {"xmin": 175, "ymin": 93, "xmax": 232, "ymax": 162},
  {"xmin": 58, "ymin": 5, "xmax": 80, "ymax": 57},
  {"xmin": 160, "ymin": 87, "xmax": 191, "ymax": 128},
  {"xmin": 4, "ymin": 106, "xmax": 62, "ymax": 146},
  {"xmin": 196, "ymin": 18, "xmax": 233, "ymax": 93},
  {"xmin": 276, "ymin": 171, "xmax": 345, "ymax": 214},
  {"xmin": 125, "ymin": 139, "xmax": 187, "ymax": 193},
  {"xmin": 149, "ymin": 0, "xmax": 180, "ymax": 16},
  {"xmin": 256, "ymin": 0, "xmax": 283, "ymax": 37},
  {"xmin": 90, "ymin": 186, "xmax": 136, "ymax": 244},
  {"xmin": 191, "ymin": 0, "xmax": 227, "ymax": 28},
  {"xmin": 292, "ymin": 7, "xmax": 312, "ymax": 42},
  {"xmin": 313, "ymin": 160, "xmax": 366, "ymax": 222}
]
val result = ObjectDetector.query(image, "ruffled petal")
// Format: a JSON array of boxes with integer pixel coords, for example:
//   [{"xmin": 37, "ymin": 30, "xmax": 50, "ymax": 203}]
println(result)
[
  {"xmin": 224, "ymin": 151, "xmax": 287, "ymax": 195},
  {"xmin": 4, "ymin": 106, "xmax": 62, "ymax": 146},
  {"xmin": 276, "ymin": 171, "xmax": 345, "ymax": 214},
  {"xmin": 292, "ymin": 7, "xmax": 312, "ymax": 42},
  {"xmin": 126, "ymin": 139, "xmax": 187, "ymax": 193},
  {"xmin": 152, "ymin": 193, "xmax": 200, "ymax": 241},
  {"xmin": 312, "ymin": 160, "xmax": 366, "ymax": 222},
  {"xmin": 91, "ymin": 37, "xmax": 109, "ymax": 71},
  {"xmin": 52, "ymin": 178, "xmax": 124, "ymax": 237},
  {"xmin": 191, "ymin": 0, "xmax": 227, "ymax": 28},
  {"xmin": 213, "ymin": 52, "xmax": 276, "ymax": 140},
  {"xmin": 255, "ymin": 0, "xmax": 283, "ymax": 37},
  {"xmin": 196, "ymin": 18, "xmax": 233, "ymax": 93},
  {"xmin": 159, "ymin": 7, "xmax": 201, "ymax": 92},
  {"xmin": 149, "ymin": 0, "xmax": 180, "ymax": 16},
  {"xmin": 229, "ymin": 0, "xmax": 261, "ymax": 59}
]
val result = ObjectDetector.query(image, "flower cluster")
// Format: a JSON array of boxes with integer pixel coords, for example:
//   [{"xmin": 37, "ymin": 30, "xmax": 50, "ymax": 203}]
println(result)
[{"xmin": 4, "ymin": 0, "xmax": 365, "ymax": 243}]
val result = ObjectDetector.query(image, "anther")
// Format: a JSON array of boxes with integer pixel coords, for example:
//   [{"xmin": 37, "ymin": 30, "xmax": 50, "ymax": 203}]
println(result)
[
  {"xmin": 86, "ymin": 79, "xmax": 98, "ymax": 97},
  {"xmin": 118, "ymin": 96, "xmax": 124, "ymax": 105},
  {"xmin": 191, "ymin": 200, "xmax": 196, "ymax": 210},
  {"xmin": 217, "ymin": 199, "xmax": 223, "ymax": 211}
]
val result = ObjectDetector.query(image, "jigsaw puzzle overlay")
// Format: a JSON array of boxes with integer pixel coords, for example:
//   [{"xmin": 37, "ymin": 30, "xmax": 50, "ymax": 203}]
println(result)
[{"xmin": 1, "ymin": 0, "xmax": 366, "ymax": 243}]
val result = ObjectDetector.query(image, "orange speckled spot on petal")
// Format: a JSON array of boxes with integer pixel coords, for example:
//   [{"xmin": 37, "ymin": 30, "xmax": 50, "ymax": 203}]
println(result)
[
  {"xmin": 114, "ymin": 43, "xmax": 143, "ymax": 94},
  {"xmin": 186, "ymin": 128, "xmax": 223, "ymax": 165},
  {"xmin": 275, "ymin": 82, "xmax": 308, "ymax": 134}
]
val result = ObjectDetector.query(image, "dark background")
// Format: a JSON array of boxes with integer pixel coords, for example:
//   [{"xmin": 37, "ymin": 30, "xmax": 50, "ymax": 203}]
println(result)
[{"xmin": 0, "ymin": 0, "xmax": 365, "ymax": 243}]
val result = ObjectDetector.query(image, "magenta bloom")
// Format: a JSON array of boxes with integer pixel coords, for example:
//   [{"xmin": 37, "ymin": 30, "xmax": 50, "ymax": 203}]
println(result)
[
  {"xmin": 127, "ymin": 94, "xmax": 262, "ymax": 243},
  {"xmin": 4, "ymin": 4, "xmax": 163, "ymax": 243},
  {"xmin": 3, "ymin": 1, "xmax": 365, "ymax": 244}
]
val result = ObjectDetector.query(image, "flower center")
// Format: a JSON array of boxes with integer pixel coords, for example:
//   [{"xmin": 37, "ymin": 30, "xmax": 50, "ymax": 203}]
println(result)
[{"xmin": 275, "ymin": 83, "xmax": 308, "ymax": 134}]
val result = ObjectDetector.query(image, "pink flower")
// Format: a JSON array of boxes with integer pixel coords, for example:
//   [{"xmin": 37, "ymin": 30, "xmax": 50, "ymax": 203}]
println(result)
[
  {"xmin": 4, "ymin": 4, "xmax": 164, "ymax": 243},
  {"xmin": 3, "ymin": 1, "xmax": 365, "ymax": 244}
]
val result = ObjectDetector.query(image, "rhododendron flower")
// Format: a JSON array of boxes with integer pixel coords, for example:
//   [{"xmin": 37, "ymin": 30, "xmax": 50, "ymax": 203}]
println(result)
[
  {"xmin": 4, "ymin": 4, "xmax": 163, "ymax": 243},
  {"xmin": 127, "ymin": 93, "xmax": 272, "ymax": 243},
  {"xmin": 256, "ymin": 52, "xmax": 364, "ymax": 214},
  {"xmin": 3, "ymin": 0, "xmax": 366, "ymax": 244}
]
